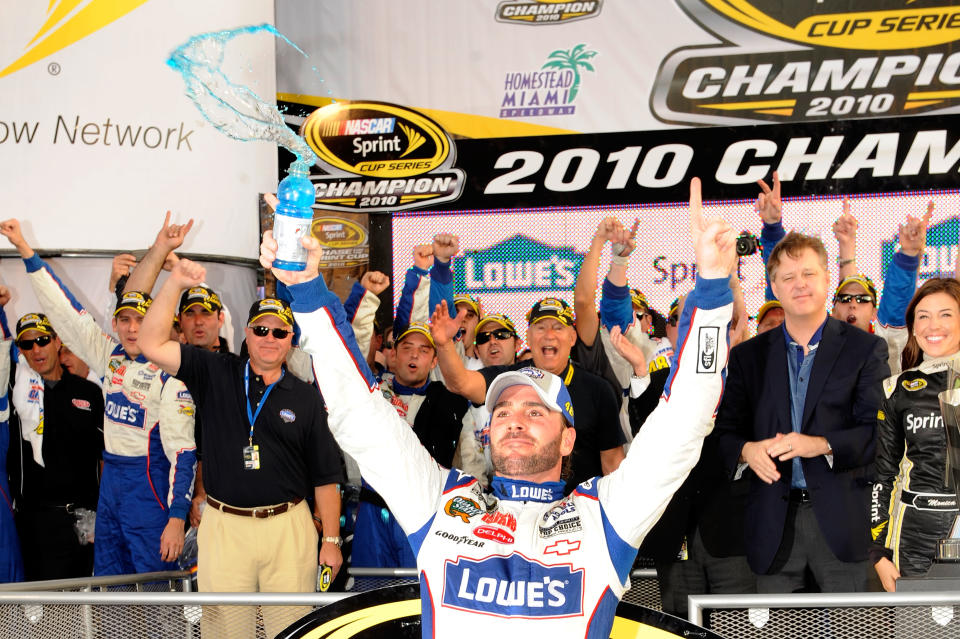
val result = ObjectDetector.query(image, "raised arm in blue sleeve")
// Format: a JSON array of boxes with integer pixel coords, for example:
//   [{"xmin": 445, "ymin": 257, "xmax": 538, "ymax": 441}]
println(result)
[
  {"xmin": 877, "ymin": 252, "xmax": 919, "ymax": 328},
  {"xmin": 430, "ymin": 259, "xmax": 456, "ymax": 319},
  {"xmin": 760, "ymin": 221, "xmax": 785, "ymax": 301},
  {"xmin": 394, "ymin": 265, "xmax": 429, "ymax": 334},
  {"xmin": 599, "ymin": 277, "xmax": 634, "ymax": 333}
]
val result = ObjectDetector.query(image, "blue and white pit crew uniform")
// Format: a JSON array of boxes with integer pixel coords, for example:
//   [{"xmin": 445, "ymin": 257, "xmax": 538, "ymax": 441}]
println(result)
[
  {"xmin": 289, "ymin": 273, "xmax": 731, "ymax": 638},
  {"xmin": 25, "ymin": 256, "xmax": 196, "ymax": 575}
]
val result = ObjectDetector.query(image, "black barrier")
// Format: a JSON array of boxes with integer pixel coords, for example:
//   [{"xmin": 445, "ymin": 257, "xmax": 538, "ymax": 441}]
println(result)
[{"xmin": 275, "ymin": 584, "xmax": 723, "ymax": 639}]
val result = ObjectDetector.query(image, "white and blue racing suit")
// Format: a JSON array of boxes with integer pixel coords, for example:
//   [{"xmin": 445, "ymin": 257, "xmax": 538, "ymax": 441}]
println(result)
[
  {"xmin": 289, "ymin": 272, "xmax": 731, "ymax": 638},
  {"xmin": 24, "ymin": 255, "xmax": 196, "ymax": 575}
]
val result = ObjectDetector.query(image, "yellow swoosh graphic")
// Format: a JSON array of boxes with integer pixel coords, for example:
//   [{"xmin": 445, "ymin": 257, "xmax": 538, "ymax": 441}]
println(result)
[{"xmin": 1, "ymin": 0, "xmax": 151, "ymax": 78}]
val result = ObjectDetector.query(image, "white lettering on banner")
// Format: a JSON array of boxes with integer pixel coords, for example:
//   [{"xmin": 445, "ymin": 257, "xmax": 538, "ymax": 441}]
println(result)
[{"xmin": 463, "ymin": 256, "xmax": 575, "ymax": 291}]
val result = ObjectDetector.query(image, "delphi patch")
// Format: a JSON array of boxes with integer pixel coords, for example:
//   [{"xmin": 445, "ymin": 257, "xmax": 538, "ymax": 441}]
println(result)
[{"xmin": 697, "ymin": 327, "xmax": 719, "ymax": 374}]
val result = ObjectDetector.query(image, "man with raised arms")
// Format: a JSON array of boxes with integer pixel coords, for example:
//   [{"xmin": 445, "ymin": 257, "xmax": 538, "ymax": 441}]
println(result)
[{"xmin": 261, "ymin": 179, "xmax": 734, "ymax": 637}]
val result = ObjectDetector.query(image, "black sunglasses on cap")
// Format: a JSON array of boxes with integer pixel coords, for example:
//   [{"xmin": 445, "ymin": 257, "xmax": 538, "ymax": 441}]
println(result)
[
  {"xmin": 835, "ymin": 293, "xmax": 874, "ymax": 305},
  {"xmin": 250, "ymin": 326, "xmax": 292, "ymax": 339},
  {"xmin": 17, "ymin": 335, "xmax": 53, "ymax": 350},
  {"xmin": 475, "ymin": 328, "xmax": 515, "ymax": 345}
]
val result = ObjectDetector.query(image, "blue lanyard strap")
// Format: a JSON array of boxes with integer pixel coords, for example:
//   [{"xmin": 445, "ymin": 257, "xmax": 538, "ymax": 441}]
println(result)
[{"xmin": 245, "ymin": 362, "xmax": 282, "ymax": 445}]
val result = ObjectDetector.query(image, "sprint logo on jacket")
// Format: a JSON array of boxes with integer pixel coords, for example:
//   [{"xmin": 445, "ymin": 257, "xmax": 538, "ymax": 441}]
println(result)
[
  {"xmin": 105, "ymin": 392, "xmax": 145, "ymax": 428},
  {"xmin": 442, "ymin": 554, "xmax": 583, "ymax": 617}
]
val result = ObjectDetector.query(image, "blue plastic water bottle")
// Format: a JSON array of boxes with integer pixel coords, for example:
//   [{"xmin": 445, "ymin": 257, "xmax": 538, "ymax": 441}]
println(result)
[{"xmin": 272, "ymin": 161, "xmax": 315, "ymax": 271}]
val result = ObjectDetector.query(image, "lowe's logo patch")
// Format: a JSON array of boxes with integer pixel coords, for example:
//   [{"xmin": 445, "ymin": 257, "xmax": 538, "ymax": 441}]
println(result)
[
  {"xmin": 105, "ymin": 393, "xmax": 145, "ymax": 429},
  {"xmin": 442, "ymin": 554, "xmax": 583, "ymax": 618}
]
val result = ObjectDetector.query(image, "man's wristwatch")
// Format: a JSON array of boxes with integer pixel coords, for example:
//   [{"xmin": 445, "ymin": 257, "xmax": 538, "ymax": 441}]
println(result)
[{"xmin": 321, "ymin": 536, "xmax": 343, "ymax": 547}]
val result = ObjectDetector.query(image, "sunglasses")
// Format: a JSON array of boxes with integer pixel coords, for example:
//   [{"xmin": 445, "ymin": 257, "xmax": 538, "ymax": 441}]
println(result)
[
  {"xmin": 17, "ymin": 335, "xmax": 53, "ymax": 350},
  {"xmin": 475, "ymin": 328, "xmax": 515, "ymax": 345},
  {"xmin": 835, "ymin": 294, "xmax": 874, "ymax": 305},
  {"xmin": 250, "ymin": 325, "xmax": 292, "ymax": 339}
]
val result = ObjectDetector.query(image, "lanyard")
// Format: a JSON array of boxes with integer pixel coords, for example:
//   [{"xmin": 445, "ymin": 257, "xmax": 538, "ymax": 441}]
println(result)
[{"xmin": 244, "ymin": 362, "xmax": 282, "ymax": 446}]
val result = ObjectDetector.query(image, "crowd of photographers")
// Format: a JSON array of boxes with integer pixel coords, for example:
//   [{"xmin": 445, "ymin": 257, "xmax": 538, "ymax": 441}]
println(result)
[{"xmin": 0, "ymin": 173, "xmax": 956, "ymax": 622}]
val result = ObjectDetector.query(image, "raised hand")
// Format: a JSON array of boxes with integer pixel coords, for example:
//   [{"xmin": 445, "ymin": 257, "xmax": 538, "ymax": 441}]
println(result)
[
  {"xmin": 170, "ymin": 258, "xmax": 207, "ymax": 290},
  {"xmin": 432, "ymin": 233, "xmax": 460, "ymax": 263},
  {"xmin": 360, "ymin": 271, "xmax": 390, "ymax": 295},
  {"xmin": 0, "ymin": 219, "xmax": 28, "ymax": 252},
  {"xmin": 608, "ymin": 325, "xmax": 646, "ymax": 376},
  {"xmin": 110, "ymin": 253, "xmax": 137, "ymax": 291},
  {"xmin": 756, "ymin": 171, "xmax": 782, "ymax": 225},
  {"xmin": 690, "ymin": 178, "xmax": 736, "ymax": 279},
  {"xmin": 832, "ymin": 200, "xmax": 858, "ymax": 251},
  {"xmin": 154, "ymin": 211, "xmax": 195, "ymax": 252},
  {"xmin": 259, "ymin": 230, "xmax": 323, "ymax": 287},
  {"xmin": 430, "ymin": 300, "xmax": 465, "ymax": 346},
  {"xmin": 611, "ymin": 219, "xmax": 640, "ymax": 258},
  {"xmin": 898, "ymin": 202, "xmax": 933, "ymax": 257},
  {"xmin": 413, "ymin": 244, "xmax": 434, "ymax": 271}
]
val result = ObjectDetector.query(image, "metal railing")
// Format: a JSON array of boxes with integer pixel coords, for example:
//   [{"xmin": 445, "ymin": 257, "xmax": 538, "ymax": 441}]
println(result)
[
  {"xmin": 688, "ymin": 591, "xmax": 960, "ymax": 639},
  {"xmin": 0, "ymin": 571, "xmax": 192, "ymax": 593}
]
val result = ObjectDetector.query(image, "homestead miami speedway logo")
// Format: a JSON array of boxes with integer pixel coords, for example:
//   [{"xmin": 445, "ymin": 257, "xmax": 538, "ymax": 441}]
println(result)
[
  {"xmin": 652, "ymin": 0, "xmax": 960, "ymax": 125},
  {"xmin": 300, "ymin": 101, "xmax": 464, "ymax": 213}
]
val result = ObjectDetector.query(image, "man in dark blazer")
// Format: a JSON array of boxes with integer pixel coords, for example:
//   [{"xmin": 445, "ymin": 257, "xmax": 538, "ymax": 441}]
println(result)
[{"xmin": 714, "ymin": 231, "xmax": 889, "ymax": 592}]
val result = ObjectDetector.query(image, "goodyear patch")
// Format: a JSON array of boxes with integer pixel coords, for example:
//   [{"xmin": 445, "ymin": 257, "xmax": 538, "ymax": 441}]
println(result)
[
  {"xmin": 178, "ymin": 405, "xmax": 195, "ymax": 417},
  {"xmin": 902, "ymin": 378, "xmax": 927, "ymax": 392},
  {"xmin": 444, "ymin": 496, "xmax": 483, "ymax": 523}
]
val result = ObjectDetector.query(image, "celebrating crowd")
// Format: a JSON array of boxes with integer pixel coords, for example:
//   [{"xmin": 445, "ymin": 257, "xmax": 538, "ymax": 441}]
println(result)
[{"xmin": 0, "ymin": 174, "xmax": 956, "ymax": 636}]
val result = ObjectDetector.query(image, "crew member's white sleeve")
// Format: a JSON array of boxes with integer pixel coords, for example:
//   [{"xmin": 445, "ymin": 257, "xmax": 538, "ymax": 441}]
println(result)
[
  {"xmin": 289, "ymin": 277, "xmax": 447, "ymax": 536},
  {"xmin": 598, "ymin": 276, "xmax": 732, "ymax": 548},
  {"xmin": 351, "ymin": 288, "xmax": 380, "ymax": 359},
  {"xmin": 25, "ymin": 255, "xmax": 116, "ymax": 377},
  {"xmin": 875, "ymin": 323, "xmax": 907, "ymax": 378}
]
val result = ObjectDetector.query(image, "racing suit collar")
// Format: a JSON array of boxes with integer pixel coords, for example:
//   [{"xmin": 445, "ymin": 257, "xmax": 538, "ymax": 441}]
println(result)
[
  {"xmin": 392, "ymin": 378, "xmax": 430, "ymax": 396},
  {"xmin": 491, "ymin": 476, "xmax": 565, "ymax": 503}
]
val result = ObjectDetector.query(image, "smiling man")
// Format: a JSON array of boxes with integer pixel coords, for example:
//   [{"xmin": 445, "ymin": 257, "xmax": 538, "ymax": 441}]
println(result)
[
  {"xmin": 261, "ymin": 177, "xmax": 734, "ymax": 638},
  {"xmin": 714, "ymin": 231, "xmax": 889, "ymax": 593}
]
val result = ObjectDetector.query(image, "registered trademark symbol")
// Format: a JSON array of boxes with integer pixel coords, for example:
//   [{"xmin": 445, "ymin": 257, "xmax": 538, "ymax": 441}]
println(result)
[{"xmin": 47, "ymin": 62, "xmax": 61, "ymax": 75}]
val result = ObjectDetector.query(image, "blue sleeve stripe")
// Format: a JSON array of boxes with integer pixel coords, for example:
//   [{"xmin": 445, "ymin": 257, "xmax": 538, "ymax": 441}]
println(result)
[
  {"xmin": 663, "ymin": 307, "xmax": 696, "ymax": 400},
  {"xmin": 288, "ymin": 277, "xmax": 377, "ymax": 389},
  {"xmin": 343, "ymin": 282, "xmax": 365, "ymax": 322},
  {"xmin": 760, "ymin": 221, "xmax": 784, "ymax": 302},
  {"xmin": 419, "ymin": 571, "xmax": 435, "ymax": 638},
  {"xmin": 584, "ymin": 587, "xmax": 619, "ymax": 639},
  {"xmin": 394, "ymin": 268, "xmax": 424, "ymax": 333},
  {"xmin": 877, "ymin": 252, "xmax": 919, "ymax": 328},
  {"xmin": 407, "ymin": 513, "xmax": 437, "ymax": 557},
  {"xmin": 599, "ymin": 505, "xmax": 637, "ymax": 585},
  {"xmin": 429, "ymin": 260, "xmax": 455, "ymax": 320},
  {"xmin": 599, "ymin": 278, "xmax": 633, "ymax": 332},
  {"xmin": 30, "ymin": 257, "xmax": 86, "ymax": 314},
  {"xmin": 169, "ymin": 448, "xmax": 197, "ymax": 520}
]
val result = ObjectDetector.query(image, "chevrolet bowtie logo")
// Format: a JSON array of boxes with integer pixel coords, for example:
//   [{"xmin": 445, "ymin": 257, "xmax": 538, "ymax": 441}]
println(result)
[
  {"xmin": 1, "ymin": 0, "xmax": 150, "ymax": 78},
  {"xmin": 544, "ymin": 539, "xmax": 580, "ymax": 556}
]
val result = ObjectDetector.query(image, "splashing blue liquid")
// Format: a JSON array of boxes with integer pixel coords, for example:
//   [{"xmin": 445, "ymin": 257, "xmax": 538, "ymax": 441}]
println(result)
[{"xmin": 166, "ymin": 24, "xmax": 318, "ymax": 167}]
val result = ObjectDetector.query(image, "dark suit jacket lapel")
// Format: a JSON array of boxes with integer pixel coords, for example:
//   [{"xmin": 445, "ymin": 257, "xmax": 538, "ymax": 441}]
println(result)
[
  {"xmin": 765, "ymin": 328, "xmax": 791, "ymax": 437},
  {"xmin": 801, "ymin": 318, "xmax": 844, "ymax": 430}
]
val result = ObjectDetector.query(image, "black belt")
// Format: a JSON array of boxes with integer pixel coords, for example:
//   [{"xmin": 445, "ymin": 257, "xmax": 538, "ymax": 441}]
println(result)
[
  {"xmin": 359, "ymin": 487, "xmax": 388, "ymax": 510},
  {"xmin": 789, "ymin": 489, "xmax": 811, "ymax": 503}
]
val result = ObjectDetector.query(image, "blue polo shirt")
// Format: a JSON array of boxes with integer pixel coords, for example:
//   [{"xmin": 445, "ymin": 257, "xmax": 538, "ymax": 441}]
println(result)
[{"xmin": 782, "ymin": 316, "xmax": 827, "ymax": 490}]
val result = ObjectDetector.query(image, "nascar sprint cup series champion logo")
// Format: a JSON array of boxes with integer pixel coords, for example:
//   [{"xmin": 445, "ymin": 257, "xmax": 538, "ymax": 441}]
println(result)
[
  {"xmin": 652, "ymin": 0, "xmax": 960, "ymax": 125},
  {"xmin": 301, "ymin": 102, "xmax": 465, "ymax": 213}
]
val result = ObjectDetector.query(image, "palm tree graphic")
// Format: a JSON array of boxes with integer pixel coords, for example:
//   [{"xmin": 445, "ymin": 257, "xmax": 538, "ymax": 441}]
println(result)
[{"xmin": 541, "ymin": 44, "xmax": 597, "ymax": 104}]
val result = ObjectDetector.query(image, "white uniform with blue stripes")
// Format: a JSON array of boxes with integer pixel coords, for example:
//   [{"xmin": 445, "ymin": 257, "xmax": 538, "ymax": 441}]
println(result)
[{"xmin": 290, "ymin": 274, "xmax": 731, "ymax": 638}]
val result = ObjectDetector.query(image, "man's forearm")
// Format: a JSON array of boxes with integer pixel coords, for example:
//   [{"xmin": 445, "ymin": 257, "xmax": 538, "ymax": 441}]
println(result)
[
  {"xmin": 437, "ymin": 341, "xmax": 486, "ymax": 403},
  {"xmin": 314, "ymin": 484, "xmax": 341, "ymax": 537},
  {"xmin": 124, "ymin": 243, "xmax": 168, "ymax": 294},
  {"xmin": 140, "ymin": 277, "xmax": 183, "ymax": 373}
]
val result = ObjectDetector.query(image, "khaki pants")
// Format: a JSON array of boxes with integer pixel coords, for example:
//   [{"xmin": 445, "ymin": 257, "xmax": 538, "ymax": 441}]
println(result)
[{"xmin": 198, "ymin": 498, "xmax": 317, "ymax": 638}]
